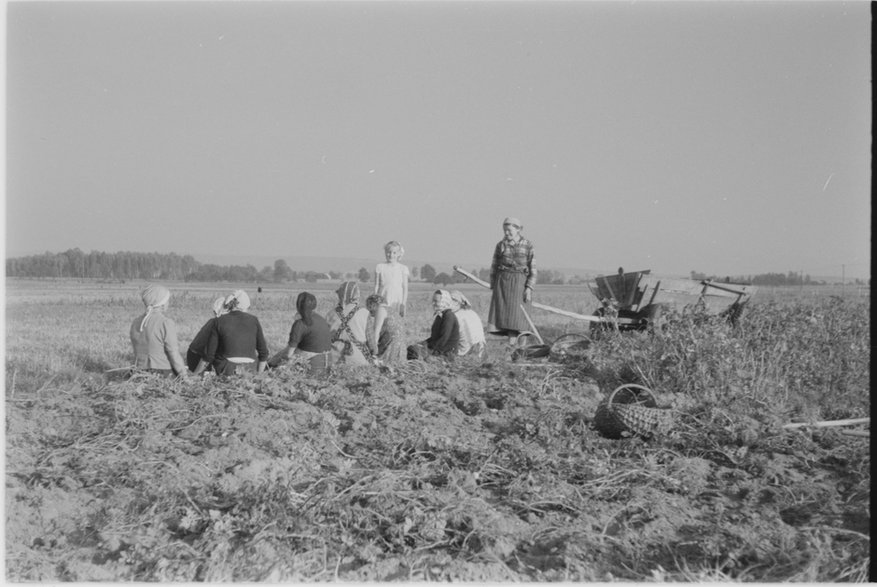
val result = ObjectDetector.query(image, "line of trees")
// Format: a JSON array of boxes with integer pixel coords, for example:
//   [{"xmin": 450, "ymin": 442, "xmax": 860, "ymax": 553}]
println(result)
[
  {"xmin": 15, "ymin": 250, "xmax": 848, "ymax": 288},
  {"xmin": 5, "ymin": 249, "xmax": 200, "ymax": 280},
  {"xmin": 688, "ymin": 270, "xmax": 847, "ymax": 286},
  {"xmin": 5, "ymin": 249, "xmax": 365, "ymax": 283},
  {"xmin": 690, "ymin": 270, "xmax": 867, "ymax": 286},
  {"xmin": 5, "ymin": 250, "xmax": 581, "ymax": 286}
]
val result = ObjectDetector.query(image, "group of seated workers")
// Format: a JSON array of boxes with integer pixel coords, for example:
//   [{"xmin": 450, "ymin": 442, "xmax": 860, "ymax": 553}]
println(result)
[{"xmin": 129, "ymin": 282, "xmax": 487, "ymax": 379}]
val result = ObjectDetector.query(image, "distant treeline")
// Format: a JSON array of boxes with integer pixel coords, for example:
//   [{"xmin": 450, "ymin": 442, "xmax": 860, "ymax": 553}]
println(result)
[
  {"xmin": 9, "ymin": 249, "xmax": 858, "ymax": 286},
  {"xmin": 689, "ymin": 270, "xmax": 866, "ymax": 286},
  {"xmin": 4, "ymin": 249, "xmax": 354, "ymax": 283},
  {"xmin": 4, "ymin": 249, "xmax": 584, "ymax": 285}
]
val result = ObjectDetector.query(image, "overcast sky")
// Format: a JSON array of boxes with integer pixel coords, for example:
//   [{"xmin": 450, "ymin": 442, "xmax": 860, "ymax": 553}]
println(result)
[{"xmin": 5, "ymin": 1, "xmax": 871, "ymax": 278}]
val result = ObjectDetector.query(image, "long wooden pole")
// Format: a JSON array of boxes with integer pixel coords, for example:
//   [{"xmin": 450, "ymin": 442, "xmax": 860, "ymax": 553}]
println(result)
[
  {"xmin": 519, "ymin": 304, "xmax": 545, "ymax": 345},
  {"xmin": 452, "ymin": 266, "xmax": 491, "ymax": 289},
  {"xmin": 452, "ymin": 265, "xmax": 635, "ymax": 325},
  {"xmin": 701, "ymin": 280, "xmax": 753, "ymax": 297},
  {"xmin": 532, "ymin": 302, "xmax": 610, "ymax": 324},
  {"xmin": 782, "ymin": 417, "xmax": 870, "ymax": 429}
]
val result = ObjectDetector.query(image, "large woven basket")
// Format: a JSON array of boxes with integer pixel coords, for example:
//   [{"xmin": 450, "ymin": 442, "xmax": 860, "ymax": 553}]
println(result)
[{"xmin": 594, "ymin": 384, "xmax": 674, "ymax": 439}]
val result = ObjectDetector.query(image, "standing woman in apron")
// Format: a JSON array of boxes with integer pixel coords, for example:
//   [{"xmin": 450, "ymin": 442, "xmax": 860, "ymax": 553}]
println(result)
[{"xmin": 488, "ymin": 217, "xmax": 536, "ymax": 343}]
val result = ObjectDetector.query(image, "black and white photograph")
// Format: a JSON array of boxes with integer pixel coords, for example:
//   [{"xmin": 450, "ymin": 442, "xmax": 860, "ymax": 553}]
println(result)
[{"xmin": 4, "ymin": 0, "xmax": 870, "ymax": 581}]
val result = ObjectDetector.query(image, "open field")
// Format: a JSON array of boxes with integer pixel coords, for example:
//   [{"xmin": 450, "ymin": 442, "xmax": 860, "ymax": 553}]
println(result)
[{"xmin": 4, "ymin": 278, "xmax": 870, "ymax": 581}]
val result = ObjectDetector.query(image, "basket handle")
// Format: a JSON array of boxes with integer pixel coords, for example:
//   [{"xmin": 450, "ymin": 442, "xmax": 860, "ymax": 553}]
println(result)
[{"xmin": 607, "ymin": 383, "xmax": 656, "ymax": 406}]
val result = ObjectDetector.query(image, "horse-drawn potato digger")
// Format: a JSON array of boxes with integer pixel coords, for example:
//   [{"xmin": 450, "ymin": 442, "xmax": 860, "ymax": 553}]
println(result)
[
  {"xmin": 585, "ymin": 268, "xmax": 756, "ymax": 331},
  {"xmin": 453, "ymin": 266, "xmax": 757, "ymax": 357}
]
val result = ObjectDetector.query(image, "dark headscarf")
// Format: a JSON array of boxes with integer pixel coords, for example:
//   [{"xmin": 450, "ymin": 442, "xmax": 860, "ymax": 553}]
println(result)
[{"xmin": 296, "ymin": 292, "xmax": 318, "ymax": 326}]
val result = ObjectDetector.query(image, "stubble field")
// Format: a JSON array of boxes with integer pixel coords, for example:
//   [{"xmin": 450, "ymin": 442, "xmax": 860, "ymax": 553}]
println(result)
[{"xmin": 4, "ymin": 278, "xmax": 871, "ymax": 581}]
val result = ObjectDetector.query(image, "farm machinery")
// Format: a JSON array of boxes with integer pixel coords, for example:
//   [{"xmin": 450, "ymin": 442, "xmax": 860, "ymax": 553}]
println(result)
[
  {"xmin": 585, "ymin": 268, "xmax": 756, "ymax": 332},
  {"xmin": 452, "ymin": 266, "xmax": 756, "ymax": 358},
  {"xmin": 453, "ymin": 266, "xmax": 755, "ymax": 334}
]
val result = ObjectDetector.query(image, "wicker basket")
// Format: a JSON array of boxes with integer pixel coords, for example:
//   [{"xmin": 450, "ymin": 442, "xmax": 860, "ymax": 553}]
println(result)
[
  {"xmin": 511, "ymin": 332, "xmax": 551, "ymax": 361},
  {"xmin": 594, "ymin": 384, "xmax": 674, "ymax": 439}
]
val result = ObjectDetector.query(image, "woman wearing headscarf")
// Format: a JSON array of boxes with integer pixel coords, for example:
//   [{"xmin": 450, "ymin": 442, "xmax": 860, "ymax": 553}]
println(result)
[
  {"xmin": 327, "ymin": 281, "xmax": 372, "ymax": 366},
  {"xmin": 488, "ymin": 217, "xmax": 536, "ymax": 342},
  {"xmin": 365, "ymin": 293, "xmax": 405, "ymax": 364},
  {"xmin": 130, "ymin": 284, "xmax": 187, "ymax": 377},
  {"xmin": 193, "ymin": 289, "xmax": 269, "ymax": 376},
  {"xmin": 184, "ymin": 297, "xmax": 227, "ymax": 372},
  {"xmin": 450, "ymin": 290, "xmax": 486, "ymax": 359},
  {"xmin": 267, "ymin": 292, "xmax": 333, "ymax": 376},
  {"xmin": 407, "ymin": 290, "xmax": 460, "ymax": 360}
]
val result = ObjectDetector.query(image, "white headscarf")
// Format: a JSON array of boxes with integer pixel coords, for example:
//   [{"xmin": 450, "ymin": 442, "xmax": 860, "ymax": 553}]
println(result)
[
  {"xmin": 225, "ymin": 289, "xmax": 251, "ymax": 312},
  {"xmin": 139, "ymin": 284, "xmax": 171, "ymax": 331},
  {"xmin": 336, "ymin": 281, "xmax": 361, "ymax": 309},
  {"xmin": 449, "ymin": 290, "xmax": 472, "ymax": 310},
  {"xmin": 212, "ymin": 296, "xmax": 227, "ymax": 318},
  {"xmin": 433, "ymin": 290, "xmax": 453, "ymax": 316}
]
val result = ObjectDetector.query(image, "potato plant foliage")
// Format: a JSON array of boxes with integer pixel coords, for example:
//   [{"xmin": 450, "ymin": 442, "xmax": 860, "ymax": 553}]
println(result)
[{"xmin": 5, "ymin": 282, "xmax": 870, "ymax": 581}]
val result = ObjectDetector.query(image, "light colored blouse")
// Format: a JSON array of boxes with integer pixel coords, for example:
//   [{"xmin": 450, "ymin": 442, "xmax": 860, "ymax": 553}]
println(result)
[
  {"xmin": 130, "ymin": 310, "xmax": 186, "ymax": 374},
  {"xmin": 454, "ymin": 308, "xmax": 486, "ymax": 355}
]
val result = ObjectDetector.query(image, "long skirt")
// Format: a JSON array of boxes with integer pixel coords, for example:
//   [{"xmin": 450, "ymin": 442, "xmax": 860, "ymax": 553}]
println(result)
[{"xmin": 488, "ymin": 271, "xmax": 531, "ymax": 333}]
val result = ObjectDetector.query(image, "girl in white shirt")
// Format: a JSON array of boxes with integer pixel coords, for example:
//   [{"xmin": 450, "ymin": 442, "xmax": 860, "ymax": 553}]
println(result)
[{"xmin": 374, "ymin": 240, "xmax": 410, "ymax": 317}]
